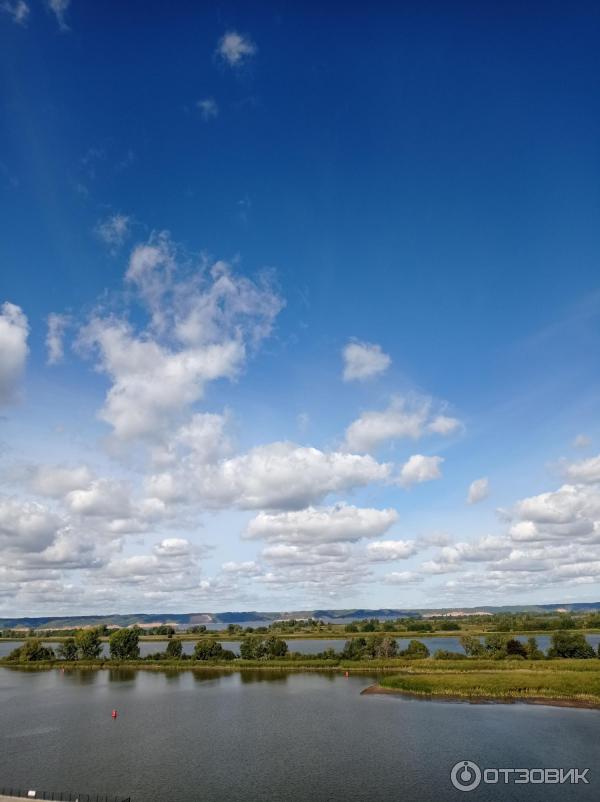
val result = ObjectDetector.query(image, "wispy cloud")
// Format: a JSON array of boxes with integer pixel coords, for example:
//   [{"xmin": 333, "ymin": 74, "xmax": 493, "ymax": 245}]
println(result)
[
  {"xmin": 1, "ymin": 0, "xmax": 29, "ymax": 25},
  {"xmin": 197, "ymin": 98, "xmax": 218, "ymax": 121},
  {"xmin": 47, "ymin": 0, "xmax": 70, "ymax": 31},
  {"xmin": 217, "ymin": 31, "xmax": 256, "ymax": 67},
  {"xmin": 46, "ymin": 313, "xmax": 70, "ymax": 365},
  {"xmin": 95, "ymin": 213, "xmax": 131, "ymax": 252}
]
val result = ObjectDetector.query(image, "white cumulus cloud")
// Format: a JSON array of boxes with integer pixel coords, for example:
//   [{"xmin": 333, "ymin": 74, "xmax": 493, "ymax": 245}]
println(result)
[
  {"xmin": 0, "ymin": 302, "xmax": 29, "ymax": 405},
  {"xmin": 562, "ymin": 454, "xmax": 600, "ymax": 484},
  {"xmin": 383, "ymin": 571, "xmax": 423, "ymax": 585},
  {"xmin": 467, "ymin": 477, "xmax": 489, "ymax": 505},
  {"xmin": 398, "ymin": 454, "xmax": 444, "ymax": 488},
  {"xmin": 344, "ymin": 395, "xmax": 461, "ymax": 453},
  {"xmin": 78, "ymin": 233, "xmax": 283, "ymax": 441},
  {"xmin": 342, "ymin": 340, "xmax": 391, "ymax": 382},
  {"xmin": 28, "ymin": 465, "xmax": 94, "ymax": 498},
  {"xmin": 190, "ymin": 443, "xmax": 390, "ymax": 510},
  {"xmin": 246, "ymin": 503, "xmax": 397, "ymax": 544},
  {"xmin": 366, "ymin": 539, "xmax": 417, "ymax": 561}
]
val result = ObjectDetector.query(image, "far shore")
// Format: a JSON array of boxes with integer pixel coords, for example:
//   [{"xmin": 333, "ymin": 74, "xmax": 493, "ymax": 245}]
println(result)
[{"xmin": 1, "ymin": 628, "xmax": 600, "ymax": 642}]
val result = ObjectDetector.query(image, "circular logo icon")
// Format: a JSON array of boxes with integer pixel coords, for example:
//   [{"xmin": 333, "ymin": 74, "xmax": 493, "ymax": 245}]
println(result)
[{"xmin": 451, "ymin": 760, "xmax": 482, "ymax": 792}]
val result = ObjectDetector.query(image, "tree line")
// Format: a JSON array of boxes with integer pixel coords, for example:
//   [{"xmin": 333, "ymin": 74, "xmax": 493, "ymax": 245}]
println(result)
[{"xmin": 5, "ymin": 629, "xmax": 600, "ymax": 663}]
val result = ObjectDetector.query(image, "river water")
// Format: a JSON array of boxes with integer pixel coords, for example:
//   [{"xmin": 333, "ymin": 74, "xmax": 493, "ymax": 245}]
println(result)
[
  {"xmin": 1, "ymin": 634, "xmax": 599, "ymax": 658},
  {"xmin": 0, "ymin": 668, "xmax": 598, "ymax": 801}
]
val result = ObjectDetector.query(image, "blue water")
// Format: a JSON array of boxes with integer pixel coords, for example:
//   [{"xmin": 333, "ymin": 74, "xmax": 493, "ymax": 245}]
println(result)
[{"xmin": 0, "ymin": 668, "xmax": 598, "ymax": 801}]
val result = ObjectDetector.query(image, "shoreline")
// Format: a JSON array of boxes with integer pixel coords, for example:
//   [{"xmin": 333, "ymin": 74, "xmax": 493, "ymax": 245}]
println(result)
[
  {"xmin": 0, "ymin": 660, "xmax": 395, "ymax": 673},
  {"xmin": 361, "ymin": 683, "xmax": 600, "ymax": 710},
  {"xmin": 361, "ymin": 683, "xmax": 600, "ymax": 709}
]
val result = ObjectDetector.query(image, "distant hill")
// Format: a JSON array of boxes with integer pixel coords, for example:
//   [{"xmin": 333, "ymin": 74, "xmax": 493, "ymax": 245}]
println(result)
[{"xmin": 1, "ymin": 601, "xmax": 599, "ymax": 629}]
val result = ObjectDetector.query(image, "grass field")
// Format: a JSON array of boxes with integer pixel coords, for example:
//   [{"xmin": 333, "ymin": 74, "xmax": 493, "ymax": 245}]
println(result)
[{"xmin": 375, "ymin": 659, "xmax": 600, "ymax": 707}]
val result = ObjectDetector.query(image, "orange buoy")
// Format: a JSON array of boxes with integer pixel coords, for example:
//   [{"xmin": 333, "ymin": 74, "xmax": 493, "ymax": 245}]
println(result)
[{"xmin": 111, "ymin": 709, "xmax": 118, "ymax": 718}]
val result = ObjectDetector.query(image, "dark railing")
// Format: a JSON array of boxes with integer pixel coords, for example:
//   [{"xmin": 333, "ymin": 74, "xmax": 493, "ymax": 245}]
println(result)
[{"xmin": 0, "ymin": 790, "xmax": 130, "ymax": 802}]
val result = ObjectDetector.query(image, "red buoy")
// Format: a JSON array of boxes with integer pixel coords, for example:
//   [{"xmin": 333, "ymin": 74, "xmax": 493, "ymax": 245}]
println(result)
[{"xmin": 111, "ymin": 709, "xmax": 118, "ymax": 718}]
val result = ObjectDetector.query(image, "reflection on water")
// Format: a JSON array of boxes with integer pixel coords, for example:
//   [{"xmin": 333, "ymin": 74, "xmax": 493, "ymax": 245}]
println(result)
[
  {"xmin": 238, "ymin": 670, "xmax": 290, "ymax": 684},
  {"xmin": 60, "ymin": 668, "xmax": 99, "ymax": 686},
  {"xmin": 108, "ymin": 668, "xmax": 137, "ymax": 683},
  {"xmin": 163, "ymin": 669, "xmax": 183, "ymax": 683},
  {"xmin": 0, "ymin": 668, "xmax": 598, "ymax": 802}
]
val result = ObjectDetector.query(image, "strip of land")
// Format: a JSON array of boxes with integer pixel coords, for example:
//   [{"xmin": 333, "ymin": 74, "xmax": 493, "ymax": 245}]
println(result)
[{"xmin": 362, "ymin": 660, "xmax": 600, "ymax": 709}]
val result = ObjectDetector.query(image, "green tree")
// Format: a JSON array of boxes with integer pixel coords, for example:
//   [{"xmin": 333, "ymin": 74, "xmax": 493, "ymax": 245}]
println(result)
[
  {"xmin": 109, "ymin": 628, "xmax": 140, "ymax": 660},
  {"xmin": 194, "ymin": 639, "xmax": 225, "ymax": 660},
  {"xmin": 341, "ymin": 637, "xmax": 367, "ymax": 660},
  {"xmin": 76, "ymin": 628, "xmax": 102, "ymax": 659},
  {"xmin": 555, "ymin": 615, "xmax": 577, "ymax": 630},
  {"xmin": 188, "ymin": 625, "xmax": 207, "ymax": 634},
  {"xmin": 165, "ymin": 638, "xmax": 183, "ymax": 659},
  {"xmin": 505, "ymin": 639, "xmax": 527, "ymax": 658},
  {"xmin": 239, "ymin": 635, "xmax": 267, "ymax": 660},
  {"xmin": 407, "ymin": 620, "xmax": 433, "ymax": 632},
  {"xmin": 58, "ymin": 638, "xmax": 78, "ymax": 661},
  {"xmin": 460, "ymin": 635, "xmax": 485, "ymax": 657},
  {"xmin": 363, "ymin": 634, "xmax": 398, "ymax": 658},
  {"xmin": 548, "ymin": 632, "xmax": 595, "ymax": 658},
  {"xmin": 10, "ymin": 639, "xmax": 55, "ymax": 662},
  {"xmin": 525, "ymin": 637, "xmax": 544, "ymax": 660},
  {"xmin": 484, "ymin": 633, "xmax": 508, "ymax": 657},
  {"xmin": 265, "ymin": 636, "xmax": 288, "ymax": 658},
  {"xmin": 400, "ymin": 640, "xmax": 430, "ymax": 658},
  {"xmin": 433, "ymin": 650, "xmax": 467, "ymax": 660},
  {"xmin": 156, "ymin": 625, "xmax": 176, "ymax": 636},
  {"xmin": 375, "ymin": 636, "xmax": 398, "ymax": 658}
]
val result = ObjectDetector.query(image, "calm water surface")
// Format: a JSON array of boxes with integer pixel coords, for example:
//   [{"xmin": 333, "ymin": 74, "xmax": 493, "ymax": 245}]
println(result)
[{"xmin": 0, "ymin": 668, "xmax": 598, "ymax": 801}]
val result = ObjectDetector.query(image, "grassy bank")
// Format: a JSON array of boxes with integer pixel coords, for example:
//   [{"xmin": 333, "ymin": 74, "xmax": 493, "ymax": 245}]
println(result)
[
  {"xmin": 373, "ymin": 659, "xmax": 600, "ymax": 708},
  {"xmin": 0, "ymin": 657, "xmax": 419, "ymax": 672},
  {"xmin": 3, "ymin": 655, "xmax": 600, "ymax": 675}
]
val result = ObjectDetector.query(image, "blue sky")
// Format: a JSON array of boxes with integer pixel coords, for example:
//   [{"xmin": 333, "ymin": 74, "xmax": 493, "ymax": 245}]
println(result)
[{"xmin": 1, "ymin": 1, "xmax": 600, "ymax": 615}]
